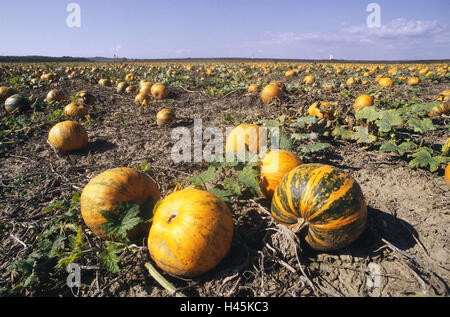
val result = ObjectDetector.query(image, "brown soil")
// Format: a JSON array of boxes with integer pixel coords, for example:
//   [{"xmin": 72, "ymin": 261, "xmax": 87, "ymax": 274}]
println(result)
[{"xmin": 0, "ymin": 70, "xmax": 449, "ymax": 298}]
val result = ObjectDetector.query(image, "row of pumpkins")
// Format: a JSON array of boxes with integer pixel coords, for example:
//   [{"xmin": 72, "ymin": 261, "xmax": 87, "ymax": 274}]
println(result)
[
  {"xmin": 256, "ymin": 79, "xmax": 450, "ymax": 118},
  {"xmin": 78, "ymin": 133, "xmax": 369, "ymax": 278},
  {"xmin": 1, "ymin": 76, "xmax": 449, "ymax": 279}
]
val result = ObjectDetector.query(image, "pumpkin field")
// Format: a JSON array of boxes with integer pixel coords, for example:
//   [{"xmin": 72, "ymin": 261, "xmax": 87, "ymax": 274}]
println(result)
[{"xmin": 0, "ymin": 60, "xmax": 449, "ymax": 297}]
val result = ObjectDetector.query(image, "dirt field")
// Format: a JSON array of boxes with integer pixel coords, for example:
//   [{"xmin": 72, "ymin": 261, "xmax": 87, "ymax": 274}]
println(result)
[{"xmin": 0, "ymin": 61, "xmax": 449, "ymax": 297}]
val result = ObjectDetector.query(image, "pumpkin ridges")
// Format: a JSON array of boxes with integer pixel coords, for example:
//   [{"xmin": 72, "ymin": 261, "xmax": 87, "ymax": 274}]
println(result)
[
  {"xmin": 306, "ymin": 199, "xmax": 367, "ymax": 251},
  {"xmin": 271, "ymin": 163, "xmax": 367, "ymax": 251},
  {"xmin": 307, "ymin": 177, "xmax": 354, "ymax": 223},
  {"xmin": 300, "ymin": 165, "xmax": 334, "ymax": 219}
]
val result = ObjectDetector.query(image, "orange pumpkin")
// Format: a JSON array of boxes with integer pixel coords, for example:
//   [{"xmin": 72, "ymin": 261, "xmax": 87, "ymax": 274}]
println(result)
[
  {"xmin": 0, "ymin": 86, "xmax": 17, "ymax": 103},
  {"xmin": 428, "ymin": 102, "xmax": 450, "ymax": 117},
  {"xmin": 148, "ymin": 188, "xmax": 233, "ymax": 277},
  {"xmin": 80, "ymin": 167, "xmax": 160, "ymax": 240},
  {"xmin": 303, "ymin": 75, "xmax": 315, "ymax": 85},
  {"xmin": 46, "ymin": 89, "xmax": 67, "ymax": 103},
  {"xmin": 285, "ymin": 70, "xmax": 295, "ymax": 77},
  {"xmin": 125, "ymin": 73, "xmax": 135, "ymax": 82},
  {"xmin": 259, "ymin": 150, "xmax": 302, "ymax": 198},
  {"xmin": 116, "ymin": 81, "xmax": 129, "ymax": 93},
  {"xmin": 261, "ymin": 84, "xmax": 282, "ymax": 104},
  {"xmin": 134, "ymin": 93, "xmax": 152, "ymax": 106},
  {"xmin": 125, "ymin": 85, "xmax": 136, "ymax": 94},
  {"xmin": 139, "ymin": 82, "xmax": 153, "ymax": 95},
  {"xmin": 378, "ymin": 77, "xmax": 393, "ymax": 88},
  {"xmin": 64, "ymin": 103, "xmax": 88, "ymax": 118},
  {"xmin": 75, "ymin": 90, "xmax": 96, "ymax": 105},
  {"xmin": 151, "ymin": 83, "xmax": 169, "ymax": 100},
  {"xmin": 354, "ymin": 94, "xmax": 374, "ymax": 111},
  {"xmin": 48, "ymin": 120, "xmax": 88, "ymax": 153},
  {"xmin": 247, "ymin": 84, "xmax": 259, "ymax": 93},
  {"xmin": 98, "ymin": 78, "xmax": 112, "ymax": 87},
  {"xmin": 225, "ymin": 123, "xmax": 266, "ymax": 155},
  {"xmin": 156, "ymin": 109, "xmax": 175, "ymax": 127},
  {"xmin": 407, "ymin": 77, "xmax": 420, "ymax": 86}
]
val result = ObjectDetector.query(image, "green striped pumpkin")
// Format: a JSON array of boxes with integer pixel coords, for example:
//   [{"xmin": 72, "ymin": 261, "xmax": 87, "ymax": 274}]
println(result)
[
  {"xmin": 428, "ymin": 102, "xmax": 449, "ymax": 118},
  {"xmin": 271, "ymin": 163, "xmax": 367, "ymax": 251}
]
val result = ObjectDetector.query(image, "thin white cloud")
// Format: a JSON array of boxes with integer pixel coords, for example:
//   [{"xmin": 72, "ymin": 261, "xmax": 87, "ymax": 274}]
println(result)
[{"xmin": 244, "ymin": 18, "xmax": 450, "ymax": 59}]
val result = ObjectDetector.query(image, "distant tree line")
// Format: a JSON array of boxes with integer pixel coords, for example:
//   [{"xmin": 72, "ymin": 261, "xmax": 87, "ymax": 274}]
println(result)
[{"xmin": 0, "ymin": 56, "xmax": 90, "ymax": 63}]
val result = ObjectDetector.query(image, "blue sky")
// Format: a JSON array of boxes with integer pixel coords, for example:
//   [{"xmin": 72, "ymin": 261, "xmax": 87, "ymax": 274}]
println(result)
[{"xmin": 1, "ymin": 0, "xmax": 449, "ymax": 60}]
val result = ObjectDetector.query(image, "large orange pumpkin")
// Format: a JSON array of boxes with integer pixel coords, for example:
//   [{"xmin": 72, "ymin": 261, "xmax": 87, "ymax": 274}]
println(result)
[
  {"xmin": 303, "ymin": 75, "xmax": 315, "ymax": 85},
  {"xmin": 48, "ymin": 120, "xmax": 88, "ymax": 153},
  {"xmin": 225, "ymin": 123, "xmax": 266, "ymax": 155},
  {"xmin": 98, "ymin": 78, "xmax": 112, "ymax": 87},
  {"xmin": 259, "ymin": 150, "xmax": 302, "ymax": 198},
  {"xmin": 247, "ymin": 84, "xmax": 259, "ymax": 93},
  {"xmin": 148, "ymin": 188, "xmax": 233, "ymax": 277},
  {"xmin": 271, "ymin": 163, "xmax": 367, "ymax": 251},
  {"xmin": 261, "ymin": 84, "xmax": 282, "ymax": 104},
  {"xmin": 80, "ymin": 167, "xmax": 160, "ymax": 240}
]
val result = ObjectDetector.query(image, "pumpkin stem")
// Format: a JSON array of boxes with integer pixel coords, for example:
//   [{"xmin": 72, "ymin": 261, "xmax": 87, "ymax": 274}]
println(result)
[
  {"xmin": 166, "ymin": 211, "xmax": 178, "ymax": 224},
  {"xmin": 144, "ymin": 262, "xmax": 187, "ymax": 297},
  {"xmin": 289, "ymin": 217, "xmax": 308, "ymax": 234}
]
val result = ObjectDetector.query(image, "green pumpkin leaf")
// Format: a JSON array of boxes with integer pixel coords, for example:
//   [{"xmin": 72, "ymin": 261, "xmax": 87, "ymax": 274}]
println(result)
[
  {"xmin": 353, "ymin": 126, "xmax": 377, "ymax": 144},
  {"xmin": 290, "ymin": 116, "xmax": 317, "ymax": 129},
  {"xmin": 223, "ymin": 177, "xmax": 242, "ymax": 195},
  {"xmin": 100, "ymin": 202, "xmax": 143, "ymax": 241},
  {"xmin": 290, "ymin": 132, "xmax": 319, "ymax": 141},
  {"xmin": 407, "ymin": 118, "xmax": 435, "ymax": 134},
  {"xmin": 379, "ymin": 140, "xmax": 397, "ymax": 153},
  {"xmin": 99, "ymin": 242, "xmax": 126, "ymax": 274},
  {"xmin": 208, "ymin": 188, "xmax": 234, "ymax": 203},
  {"xmin": 236, "ymin": 166, "xmax": 260, "ymax": 195},
  {"xmin": 187, "ymin": 166, "xmax": 217, "ymax": 186},
  {"xmin": 355, "ymin": 106, "xmax": 380, "ymax": 122},
  {"xmin": 409, "ymin": 148, "xmax": 448, "ymax": 172},
  {"xmin": 332, "ymin": 126, "xmax": 354, "ymax": 140},
  {"xmin": 397, "ymin": 141, "xmax": 417, "ymax": 156},
  {"xmin": 376, "ymin": 110, "xmax": 403, "ymax": 132},
  {"xmin": 300, "ymin": 142, "xmax": 331, "ymax": 153},
  {"xmin": 380, "ymin": 140, "xmax": 416, "ymax": 156}
]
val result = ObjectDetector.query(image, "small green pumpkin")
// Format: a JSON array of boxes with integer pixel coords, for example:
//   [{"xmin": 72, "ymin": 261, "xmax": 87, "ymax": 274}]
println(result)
[{"xmin": 5, "ymin": 94, "xmax": 30, "ymax": 113}]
